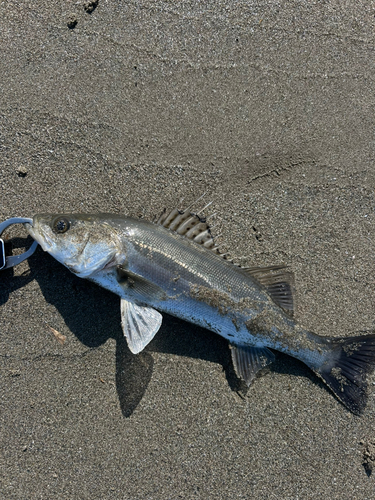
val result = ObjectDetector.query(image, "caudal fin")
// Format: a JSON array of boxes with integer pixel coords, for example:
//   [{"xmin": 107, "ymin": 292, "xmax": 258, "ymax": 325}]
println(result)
[{"xmin": 314, "ymin": 334, "xmax": 375, "ymax": 414}]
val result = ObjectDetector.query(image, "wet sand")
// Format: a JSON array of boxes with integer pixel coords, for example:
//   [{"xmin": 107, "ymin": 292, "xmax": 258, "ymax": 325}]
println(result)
[{"xmin": 1, "ymin": 1, "xmax": 375, "ymax": 498}]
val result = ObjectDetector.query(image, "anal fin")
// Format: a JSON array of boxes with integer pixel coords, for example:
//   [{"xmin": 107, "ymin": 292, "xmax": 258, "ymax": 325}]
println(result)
[{"xmin": 231, "ymin": 344, "xmax": 275, "ymax": 386}]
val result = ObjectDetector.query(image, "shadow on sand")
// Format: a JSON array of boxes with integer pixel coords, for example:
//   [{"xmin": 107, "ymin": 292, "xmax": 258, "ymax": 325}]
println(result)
[{"xmin": 1, "ymin": 240, "xmax": 323, "ymax": 416}]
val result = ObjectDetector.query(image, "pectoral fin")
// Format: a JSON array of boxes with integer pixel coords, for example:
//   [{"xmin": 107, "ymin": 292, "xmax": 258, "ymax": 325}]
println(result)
[
  {"xmin": 121, "ymin": 299, "xmax": 162, "ymax": 354},
  {"xmin": 231, "ymin": 344, "xmax": 275, "ymax": 386},
  {"xmin": 117, "ymin": 266, "xmax": 166, "ymax": 301}
]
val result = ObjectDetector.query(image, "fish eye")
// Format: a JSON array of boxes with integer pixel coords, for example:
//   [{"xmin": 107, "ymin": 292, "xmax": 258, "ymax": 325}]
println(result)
[{"xmin": 53, "ymin": 217, "xmax": 70, "ymax": 234}]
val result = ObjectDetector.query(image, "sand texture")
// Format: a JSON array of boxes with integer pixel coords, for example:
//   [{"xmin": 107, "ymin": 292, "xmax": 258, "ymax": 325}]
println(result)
[{"xmin": 1, "ymin": 1, "xmax": 375, "ymax": 499}]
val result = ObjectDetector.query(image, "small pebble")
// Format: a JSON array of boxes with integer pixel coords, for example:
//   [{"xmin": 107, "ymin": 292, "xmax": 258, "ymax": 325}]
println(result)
[
  {"xmin": 67, "ymin": 14, "xmax": 78, "ymax": 29},
  {"xmin": 16, "ymin": 166, "xmax": 27, "ymax": 177}
]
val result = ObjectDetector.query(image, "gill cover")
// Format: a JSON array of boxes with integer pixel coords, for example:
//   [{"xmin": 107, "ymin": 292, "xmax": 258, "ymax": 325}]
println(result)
[{"xmin": 25, "ymin": 214, "xmax": 122, "ymax": 277}]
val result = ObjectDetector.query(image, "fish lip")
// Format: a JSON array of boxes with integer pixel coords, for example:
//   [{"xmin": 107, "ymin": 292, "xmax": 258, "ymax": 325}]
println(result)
[
  {"xmin": 23, "ymin": 221, "xmax": 33, "ymax": 234},
  {"xmin": 24, "ymin": 222, "xmax": 38, "ymax": 243},
  {"xmin": 24, "ymin": 221, "xmax": 54, "ymax": 252}
]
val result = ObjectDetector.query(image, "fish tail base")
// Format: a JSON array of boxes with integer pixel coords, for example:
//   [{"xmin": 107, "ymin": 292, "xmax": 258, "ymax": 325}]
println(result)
[{"xmin": 314, "ymin": 334, "xmax": 375, "ymax": 414}]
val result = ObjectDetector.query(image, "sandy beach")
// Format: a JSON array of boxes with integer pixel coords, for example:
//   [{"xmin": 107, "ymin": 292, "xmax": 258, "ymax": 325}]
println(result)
[{"xmin": 1, "ymin": 1, "xmax": 375, "ymax": 498}]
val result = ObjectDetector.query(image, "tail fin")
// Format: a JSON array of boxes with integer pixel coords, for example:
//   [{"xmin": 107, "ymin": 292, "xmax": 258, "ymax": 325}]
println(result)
[{"xmin": 314, "ymin": 334, "xmax": 375, "ymax": 414}]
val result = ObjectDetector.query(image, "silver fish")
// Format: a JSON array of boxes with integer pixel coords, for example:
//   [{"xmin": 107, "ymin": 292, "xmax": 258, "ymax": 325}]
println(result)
[{"xmin": 25, "ymin": 206, "xmax": 375, "ymax": 414}]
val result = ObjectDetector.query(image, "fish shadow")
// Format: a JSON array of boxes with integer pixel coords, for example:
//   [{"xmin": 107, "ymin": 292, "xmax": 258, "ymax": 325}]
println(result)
[
  {"xmin": 3, "ymin": 245, "xmax": 325, "ymax": 416},
  {"xmin": 4, "ymin": 247, "xmax": 240, "ymax": 417},
  {"xmin": 0, "ymin": 237, "xmax": 38, "ymax": 306}
]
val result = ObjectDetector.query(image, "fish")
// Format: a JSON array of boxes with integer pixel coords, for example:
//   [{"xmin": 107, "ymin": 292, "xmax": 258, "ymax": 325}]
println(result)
[{"xmin": 24, "ymin": 204, "xmax": 375, "ymax": 414}]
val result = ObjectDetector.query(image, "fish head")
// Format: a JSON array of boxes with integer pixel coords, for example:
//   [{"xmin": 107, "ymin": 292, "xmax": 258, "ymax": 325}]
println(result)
[{"xmin": 25, "ymin": 214, "xmax": 124, "ymax": 277}]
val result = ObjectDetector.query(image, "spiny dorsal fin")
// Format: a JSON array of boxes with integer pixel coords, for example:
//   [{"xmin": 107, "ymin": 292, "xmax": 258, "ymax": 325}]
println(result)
[
  {"xmin": 157, "ymin": 206, "xmax": 294, "ymax": 314},
  {"xmin": 245, "ymin": 265, "xmax": 295, "ymax": 314},
  {"xmin": 157, "ymin": 206, "xmax": 218, "ymax": 251}
]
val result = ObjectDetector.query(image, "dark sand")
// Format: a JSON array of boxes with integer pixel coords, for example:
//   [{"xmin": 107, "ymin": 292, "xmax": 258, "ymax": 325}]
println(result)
[{"xmin": 1, "ymin": 1, "xmax": 375, "ymax": 498}]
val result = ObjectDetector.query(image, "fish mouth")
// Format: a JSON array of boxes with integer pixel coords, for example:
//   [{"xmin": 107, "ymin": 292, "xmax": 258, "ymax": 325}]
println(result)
[{"xmin": 24, "ymin": 221, "xmax": 54, "ymax": 252}]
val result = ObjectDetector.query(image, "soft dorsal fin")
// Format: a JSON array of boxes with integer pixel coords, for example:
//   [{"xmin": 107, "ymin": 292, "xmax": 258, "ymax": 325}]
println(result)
[
  {"xmin": 244, "ymin": 265, "xmax": 295, "ymax": 314},
  {"xmin": 231, "ymin": 344, "xmax": 275, "ymax": 386}
]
